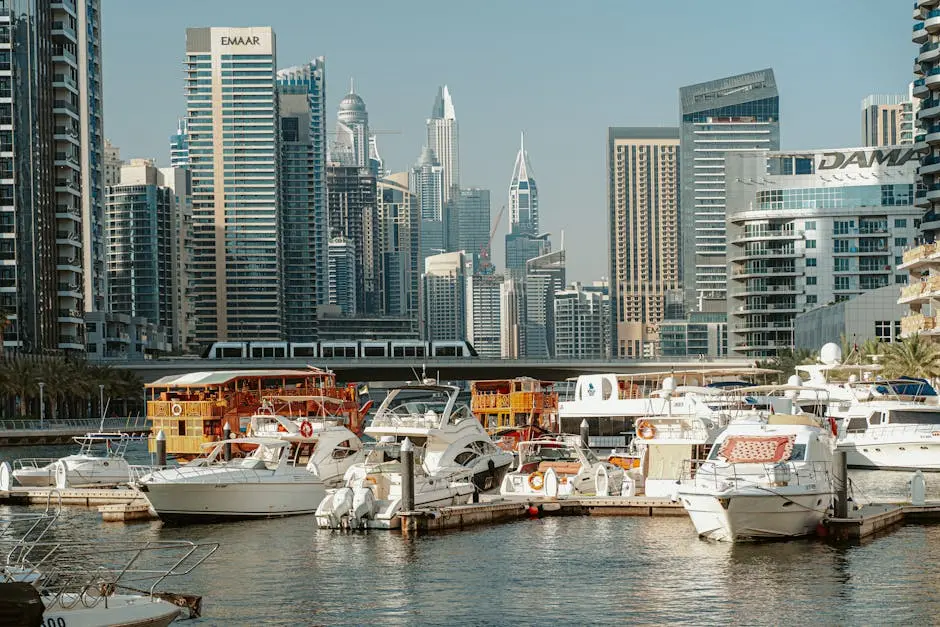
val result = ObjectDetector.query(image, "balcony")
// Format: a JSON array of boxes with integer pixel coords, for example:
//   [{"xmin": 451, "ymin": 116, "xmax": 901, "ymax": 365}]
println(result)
[
  {"xmin": 56, "ymin": 282, "xmax": 81, "ymax": 298},
  {"xmin": 732, "ymin": 285, "xmax": 801, "ymax": 297},
  {"xmin": 927, "ymin": 9, "xmax": 940, "ymax": 32},
  {"xmin": 52, "ymin": 99, "xmax": 78, "ymax": 117},
  {"xmin": 736, "ymin": 229, "xmax": 803, "ymax": 243},
  {"xmin": 57, "ymin": 308, "xmax": 83, "ymax": 323},
  {"xmin": 731, "ymin": 321, "xmax": 793, "ymax": 333},
  {"xmin": 732, "ymin": 265, "xmax": 799, "ymax": 279},
  {"xmin": 901, "ymin": 312, "xmax": 939, "ymax": 336},
  {"xmin": 56, "ymin": 257, "xmax": 81, "ymax": 273},
  {"xmin": 915, "ymin": 22, "xmax": 929, "ymax": 43},
  {"xmin": 735, "ymin": 303, "xmax": 801, "ymax": 315}
]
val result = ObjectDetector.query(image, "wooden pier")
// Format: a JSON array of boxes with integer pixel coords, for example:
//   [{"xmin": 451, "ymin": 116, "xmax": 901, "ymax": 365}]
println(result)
[
  {"xmin": 825, "ymin": 502, "xmax": 940, "ymax": 541},
  {"xmin": 0, "ymin": 486, "xmax": 157, "ymax": 522}
]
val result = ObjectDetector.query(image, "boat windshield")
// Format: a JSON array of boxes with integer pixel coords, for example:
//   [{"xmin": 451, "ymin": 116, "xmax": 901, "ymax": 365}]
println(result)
[
  {"xmin": 371, "ymin": 388, "xmax": 456, "ymax": 429},
  {"xmin": 886, "ymin": 409, "xmax": 940, "ymax": 425}
]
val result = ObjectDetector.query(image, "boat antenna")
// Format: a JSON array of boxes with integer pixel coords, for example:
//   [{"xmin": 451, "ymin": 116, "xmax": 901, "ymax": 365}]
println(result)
[{"xmin": 411, "ymin": 365, "xmax": 421, "ymax": 383}]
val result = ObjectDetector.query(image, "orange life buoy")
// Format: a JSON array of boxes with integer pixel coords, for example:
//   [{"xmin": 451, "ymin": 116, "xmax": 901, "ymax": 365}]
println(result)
[
  {"xmin": 528, "ymin": 471, "xmax": 544, "ymax": 491},
  {"xmin": 299, "ymin": 420, "xmax": 314, "ymax": 438},
  {"xmin": 636, "ymin": 419, "xmax": 656, "ymax": 440}
]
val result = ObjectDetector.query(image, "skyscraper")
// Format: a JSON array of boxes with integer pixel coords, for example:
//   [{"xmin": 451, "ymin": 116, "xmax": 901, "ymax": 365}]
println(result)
[
  {"xmin": 327, "ymin": 237, "xmax": 357, "ymax": 315},
  {"xmin": 158, "ymin": 165, "xmax": 193, "ymax": 352},
  {"xmin": 508, "ymin": 132, "xmax": 538, "ymax": 233},
  {"xmin": 422, "ymin": 250, "xmax": 470, "ymax": 341},
  {"xmin": 106, "ymin": 160, "xmax": 180, "ymax": 346},
  {"xmin": 327, "ymin": 164, "xmax": 382, "ymax": 314},
  {"xmin": 466, "ymin": 273, "xmax": 503, "ymax": 357},
  {"xmin": 554, "ymin": 282, "xmax": 610, "ymax": 359},
  {"xmin": 333, "ymin": 80, "xmax": 369, "ymax": 168},
  {"xmin": 608, "ymin": 127, "xmax": 681, "ymax": 358},
  {"xmin": 524, "ymin": 249, "xmax": 565, "ymax": 358},
  {"xmin": 185, "ymin": 27, "xmax": 281, "ymax": 343},
  {"xmin": 169, "ymin": 118, "xmax": 189, "ymax": 168},
  {"xmin": 410, "ymin": 146, "xmax": 445, "ymax": 265},
  {"xmin": 456, "ymin": 188, "xmax": 491, "ymax": 270},
  {"xmin": 679, "ymin": 69, "xmax": 779, "ymax": 314},
  {"xmin": 862, "ymin": 94, "xmax": 914, "ymax": 147},
  {"xmin": 427, "ymin": 85, "xmax": 459, "ymax": 204},
  {"xmin": 0, "ymin": 0, "xmax": 103, "ymax": 353},
  {"xmin": 505, "ymin": 230, "xmax": 549, "ymax": 278},
  {"xmin": 277, "ymin": 58, "xmax": 327, "ymax": 341},
  {"xmin": 377, "ymin": 172, "xmax": 420, "ymax": 318},
  {"xmin": 103, "ymin": 139, "xmax": 122, "ymax": 187}
]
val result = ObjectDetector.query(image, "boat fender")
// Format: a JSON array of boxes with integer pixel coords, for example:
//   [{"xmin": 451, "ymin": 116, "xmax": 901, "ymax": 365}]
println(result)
[
  {"xmin": 544, "ymin": 468, "xmax": 559, "ymax": 498},
  {"xmin": 54, "ymin": 461, "xmax": 69, "ymax": 489},
  {"xmin": 595, "ymin": 465, "xmax": 610, "ymax": 497},
  {"xmin": 0, "ymin": 462, "xmax": 10, "ymax": 491}
]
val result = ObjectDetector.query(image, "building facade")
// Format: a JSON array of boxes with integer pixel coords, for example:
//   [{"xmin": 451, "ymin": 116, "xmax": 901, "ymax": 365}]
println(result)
[
  {"xmin": 332, "ymin": 81, "xmax": 369, "ymax": 168},
  {"xmin": 157, "ymin": 165, "xmax": 193, "ymax": 352},
  {"xmin": 795, "ymin": 285, "xmax": 906, "ymax": 351},
  {"xmin": 327, "ymin": 237, "xmax": 357, "ymax": 315},
  {"xmin": 727, "ymin": 146, "xmax": 921, "ymax": 357},
  {"xmin": 327, "ymin": 164, "xmax": 381, "ymax": 315},
  {"xmin": 608, "ymin": 127, "xmax": 681, "ymax": 358},
  {"xmin": 377, "ymin": 173, "xmax": 420, "ymax": 319},
  {"xmin": 505, "ymin": 229, "xmax": 549, "ymax": 278},
  {"xmin": 277, "ymin": 58, "xmax": 327, "ymax": 341},
  {"xmin": 0, "ymin": 0, "xmax": 104, "ymax": 354},
  {"xmin": 457, "ymin": 187, "xmax": 491, "ymax": 270},
  {"xmin": 523, "ymin": 249, "xmax": 565, "ymax": 358},
  {"xmin": 427, "ymin": 85, "xmax": 458, "ymax": 205},
  {"xmin": 185, "ymin": 27, "xmax": 281, "ymax": 344},
  {"xmin": 85, "ymin": 311, "xmax": 171, "ymax": 361},
  {"xmin": 411, "ymin": 146, "xmax": 444, "ymax": 266},
  {"xmin": 103, "ymin": 138, "xmax": 122, "ymax": 187},
  {"xmin": 105, "ymin": 160, "xmax": 179, "ymax": 347},
  {"xmin": 660, "ymin": 312, "xmax": 728, "ymax": 358},
  {"xmin": 421, "ymin": 250, "xmax": 469, "ymax": 341},
  {"xmin": 862, "ymin": 94, "xmax": 914, "ymax": 147},
  {"xmin": 554, "ymin": 281, "xmax": 609, "ymax": 359},
  {"xmin": 680, "ymin": 69, "xmax": 779, "ymax": 314},
  {"xmin": 466, "ymin": 272, "xmax": 502, "ymax": 357}
]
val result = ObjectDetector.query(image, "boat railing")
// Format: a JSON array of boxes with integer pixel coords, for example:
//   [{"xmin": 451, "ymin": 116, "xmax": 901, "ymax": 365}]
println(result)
[
  {"xmin": 843, "ymin": 422, "xmax": 940, "ymax": 439},
  {"xmin": 0, "ymin": 416, "xmax": 149, "ymax": 431},
  {"xmin": 682, "ymin": 458, "xmax": 833, "ymax": 489},
  {"xmin": 11, "ymin": 458, "xmax": 59, "ymax": 472},
  {"xmin": 3, "ymin": 540, "xmax": 218, "ymax": 616},
  {"xmin": 127, "ymin": 464, "xmax": 171, "ymax": 483},
  {"xmin": 369, "ymin": 412, "xmax": 441, "ymax": 430}
]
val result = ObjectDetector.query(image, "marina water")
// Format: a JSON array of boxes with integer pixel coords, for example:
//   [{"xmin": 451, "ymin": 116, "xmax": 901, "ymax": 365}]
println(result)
[{"xmin": 4, "ymin": 442, "xmax": 940, "ymax": 625}]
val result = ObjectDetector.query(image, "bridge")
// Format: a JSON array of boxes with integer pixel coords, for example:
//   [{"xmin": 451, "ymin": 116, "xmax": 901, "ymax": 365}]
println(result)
[{"xmin": 115, "ymin": 357, "xmax": 759, "ymax": 384}]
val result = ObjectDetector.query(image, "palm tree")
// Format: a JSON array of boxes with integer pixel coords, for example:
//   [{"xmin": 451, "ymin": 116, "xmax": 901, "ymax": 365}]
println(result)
[
  {"xmin": 757, "ymin": 348, "xmax": 817, "ymax": 383},
  {"xmin": 38, "ymin": 358, "xmax": 71, "ymax": 421},
  {"xmin": 881, "ymin": 334, "xmax": 940, "ymax": 380},
  {"xmin": 0, "ymin": 357, "xmax": 38, "ymax": 417}
]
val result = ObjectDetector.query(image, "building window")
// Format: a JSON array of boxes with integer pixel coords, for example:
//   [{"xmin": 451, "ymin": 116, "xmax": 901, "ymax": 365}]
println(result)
[
  {"xmin": 806, "ymin": 276, "xmax": 817, "ymax": 285},
  {"xmin": 806, "ymin": 240, "xmax": 816, "ymax": 249},
  {"xmin": 806, "ymin": 295, "xmax": 817, "ymax": 305},
  {"xmin": 895, "ymin": 218, "xmax": 907, "ymax": 228},
  {"xmin": 895, "ymin": 255, "xmax": 903, "ymax": 266},
  {"xmin": 835, "ymin": 276, "xmax": 850, "ymax": 290},
  {"xmin": 804, "ymin": 221, "xmax": 816, "ymax": 231},
  {"xmin": 806, "ymin": 258, "xmax": 816, "ymax": 267},
  {"xmin": 896, "ymin": 274, "xmax": 908, "ymax": 285},
  {"xmin": 834, "ymin": 240, "xmax": 849, "ymax": 253},
  {"xmin": 894, "ymin": 237, "xmax": 907, "ymax": 247},
  {"xmin": 875, "ymin": 321, "xmax": 892, "ymax": 342},
  {"xmin": 835, "ymin": 258, "xmax": 851, "ymax": 272}
]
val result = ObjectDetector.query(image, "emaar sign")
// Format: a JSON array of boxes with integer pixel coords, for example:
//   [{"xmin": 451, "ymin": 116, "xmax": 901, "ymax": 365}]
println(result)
[{"xmin": 817, "ymin": 147, "xmax": 924, "ymax": 170}]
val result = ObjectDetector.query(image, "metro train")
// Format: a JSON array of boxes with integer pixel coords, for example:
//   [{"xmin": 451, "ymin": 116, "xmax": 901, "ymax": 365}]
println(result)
[{"xmin": 202, "ymin": 340, "xmax": 479, "ymax": 360}]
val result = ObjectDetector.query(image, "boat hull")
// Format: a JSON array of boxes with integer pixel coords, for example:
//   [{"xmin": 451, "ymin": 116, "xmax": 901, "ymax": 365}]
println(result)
[
  {"xmin": 141, "ymin": 481, "xmax": 326, "ymax": 524},
  {"xmin": 43, "ymin": 593, "xmax": 180, "ymax": 627},
  {"xmin": 14, "ymin": 459, "xmax": 131, "ymax": 487},
  {"xmin": 679, "ymin": 490, "xmax": 831, "ymax": 542},
  {"xmin": 839, "ymin": 440, "xmax": 940, "ymax": 471}
]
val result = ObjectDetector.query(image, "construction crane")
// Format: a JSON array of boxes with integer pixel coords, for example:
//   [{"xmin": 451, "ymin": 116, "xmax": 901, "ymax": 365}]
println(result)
[{"xmin": 479, "ymin": 205, "xmax": 507, "ymax": 273}]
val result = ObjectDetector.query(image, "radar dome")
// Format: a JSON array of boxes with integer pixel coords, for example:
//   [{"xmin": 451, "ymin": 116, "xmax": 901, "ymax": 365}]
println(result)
[
  {"xmin": 787, "ymin": 374, "xmax": 802, "ymax": 387},
  {"xmin": 819, "ymin": 343, "xmax": 842, "ymax": 366},
  {"xmin": 662, "ymin": 376, "xmax": 676, "ymax": 393},
  {"xmin": 848, "ymin": 374, "xmax": 859, "ymax": 383}
]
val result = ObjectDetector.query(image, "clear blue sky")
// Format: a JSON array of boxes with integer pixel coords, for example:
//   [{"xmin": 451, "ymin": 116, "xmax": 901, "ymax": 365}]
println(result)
[{"xmin": 103, "ymin": 0, "xmax": 914, "ymax": 283}]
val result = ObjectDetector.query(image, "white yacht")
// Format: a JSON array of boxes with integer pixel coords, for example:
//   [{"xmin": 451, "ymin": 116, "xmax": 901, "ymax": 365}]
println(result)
[
  {"xmin": 11, "ymin": 434, "xmax": 136, "ymax": 488},
  {"xmin": 316, "ymin": 381, "xmax": 514, "ymax": 529},
  {"xmin": 499, "ymin": 435, "xmax": 624, "ymax": 497},
  {"xmin": 137, "ymin": 411, "xmax": 363, "ymax": 523},
  {"xmin": 794, "ymin": 343, "xmax": 940, "ymax": 471},
  {"xmin": 678, "ymin": 389, "xmax": 836, "ymax": 542}
]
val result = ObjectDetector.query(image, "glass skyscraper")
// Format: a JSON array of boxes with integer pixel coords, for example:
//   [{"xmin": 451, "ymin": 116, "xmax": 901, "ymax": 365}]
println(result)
[
  {"xmin": 679, "ymin": 69, "xmax": 779, "ymax": 314},
  {"xmin": 277, "ymin": 58, "xmax": 327, "ymax": 341},
  {"xmin": 185, "ymin": 27, "xmax": 281, "ymax": 343}
]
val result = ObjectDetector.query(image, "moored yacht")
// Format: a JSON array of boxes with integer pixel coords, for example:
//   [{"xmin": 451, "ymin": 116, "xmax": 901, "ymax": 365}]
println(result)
[
  {"xmin": 316, "ymin": 381, "xmax": 514, "ymax": 529},
  {"xmin": 137, "ymin": 410, "xmax": 363, "ymax": 523},
  {"xmin": 11, "ymin": 433, "xmax": 136, "ymax": 488},
  {"xmin": 678, "ymin": 387, "xmax": 836, "ymax": 542}
]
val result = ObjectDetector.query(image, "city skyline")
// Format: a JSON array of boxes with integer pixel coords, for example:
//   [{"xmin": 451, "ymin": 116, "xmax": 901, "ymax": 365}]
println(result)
[{"xmin": 101, "ymin": 0, "xmax": 912, "ymax": 283}]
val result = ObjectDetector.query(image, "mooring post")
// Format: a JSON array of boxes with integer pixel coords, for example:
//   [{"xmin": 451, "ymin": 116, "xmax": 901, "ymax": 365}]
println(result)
[
  {"xmin": 223, "ymin": 423, "xmax": 232, "ymax": 462},
  {"xmin": 401, "ymin": 437, "xmax": 415, "ymax": 512},
  {"xmin": 155, "ymin": 430, "xmax": 167, "ymax": 467},
  {"xmin": 833, "ymin": 451, "xmax": 848, "ymax": 518},
  {"xmin": 580, "ymin": 419, "xmax": 590, "ymax": 450}
]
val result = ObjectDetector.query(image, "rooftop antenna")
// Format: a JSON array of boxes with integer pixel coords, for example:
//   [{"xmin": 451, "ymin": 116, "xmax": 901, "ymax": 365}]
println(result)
[
  {"xmin": 349, "ymin": 77, "xmax": 355, "ymax": 94},
  {"xmin": 561, "ymin": 229, "xmax": 565, "ymax": 251}
]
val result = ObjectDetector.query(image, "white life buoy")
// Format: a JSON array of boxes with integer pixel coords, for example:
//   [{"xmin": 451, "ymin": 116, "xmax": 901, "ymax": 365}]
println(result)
[{"xmin": 171, "ymin": 403, "xmax": 183, "ymax": 417}]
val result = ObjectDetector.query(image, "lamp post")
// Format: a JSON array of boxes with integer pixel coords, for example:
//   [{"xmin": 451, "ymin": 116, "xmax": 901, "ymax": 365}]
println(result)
[{"xmin": 38, "ymin": 382, "xmax": 45, "ymax": 429}]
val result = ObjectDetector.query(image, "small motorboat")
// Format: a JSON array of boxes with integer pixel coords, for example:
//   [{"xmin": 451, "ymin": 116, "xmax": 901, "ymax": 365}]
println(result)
[
  {"xmin": 11, "ymin": 433, "xmax": 136, "ymax": 488},
  {"xmin": 499, "ymin": 435, "xmax": 625, "ymax": 498}
]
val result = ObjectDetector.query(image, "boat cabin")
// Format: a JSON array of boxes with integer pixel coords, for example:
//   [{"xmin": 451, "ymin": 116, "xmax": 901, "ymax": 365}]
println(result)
[
  {"xmin": 146, "ymin": 369, "xmax": 365, "ymax": 458},
  {"xmin": 470, "ymin": 378, "xmax": 558, "ymax": 432}
]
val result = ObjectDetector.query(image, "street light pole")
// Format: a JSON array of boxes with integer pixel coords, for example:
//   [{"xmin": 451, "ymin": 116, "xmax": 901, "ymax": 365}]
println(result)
[{"xmin": 38, "ymin": 382, "xmax": 44, "ymax": 429}]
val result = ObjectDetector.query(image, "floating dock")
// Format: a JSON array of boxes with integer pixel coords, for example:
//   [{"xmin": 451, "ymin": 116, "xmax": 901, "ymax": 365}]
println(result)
[{"xmin": 0, "ymin": 486, "xmax": 157, "ymax": 522}]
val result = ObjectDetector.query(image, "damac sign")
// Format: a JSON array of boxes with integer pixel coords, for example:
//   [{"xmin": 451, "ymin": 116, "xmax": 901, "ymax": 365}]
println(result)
[
  {"xmin": 220, "ymin": 36, "xmax": 261, "ymax": 46},
  {"xmin": 817, "ymin": 147, "xmax": 925, "ymax": 170}
]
